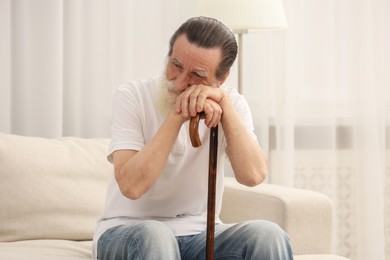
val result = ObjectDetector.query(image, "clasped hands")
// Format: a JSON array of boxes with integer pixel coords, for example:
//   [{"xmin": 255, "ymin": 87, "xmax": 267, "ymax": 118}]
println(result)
[{"xmin": 175, "ymin": 84, "xmax": 225, "ymax": 128}]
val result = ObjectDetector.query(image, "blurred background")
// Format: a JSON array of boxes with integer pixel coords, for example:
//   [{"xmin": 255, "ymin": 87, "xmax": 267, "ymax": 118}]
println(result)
[{"xmin": 1, "ymin": 0, "xmax": 389, "ymax": 259}]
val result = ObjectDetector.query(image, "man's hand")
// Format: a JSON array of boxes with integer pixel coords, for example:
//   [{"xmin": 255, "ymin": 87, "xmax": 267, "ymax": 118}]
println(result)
[{"xmin": 175, "ymin": 85, "xmax": 225, "ymax": 128}]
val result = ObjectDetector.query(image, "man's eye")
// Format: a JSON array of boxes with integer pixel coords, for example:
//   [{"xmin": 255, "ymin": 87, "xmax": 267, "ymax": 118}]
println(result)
[
  {"xmin": 172, "ymin": 63, "xmax": 183, "ymax": 71},
  {"xmin": 193, "ymin": 72, "xmax": 206, "ymax": 79},
  {"xmin": 171, "ymin": 60, "xmax": 182, "ymax": 68}
]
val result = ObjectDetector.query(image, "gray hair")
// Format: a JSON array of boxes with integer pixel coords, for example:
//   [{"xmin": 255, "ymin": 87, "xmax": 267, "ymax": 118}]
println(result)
[{"xmin": 168, "ymin": 16, "xmax": 238, "ymax": 80}]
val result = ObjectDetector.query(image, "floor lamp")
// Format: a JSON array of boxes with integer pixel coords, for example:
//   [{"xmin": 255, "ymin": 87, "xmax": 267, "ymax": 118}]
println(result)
[{"xmin": 197, "ymin": 0, "xmax": 288, "ymax": 93}]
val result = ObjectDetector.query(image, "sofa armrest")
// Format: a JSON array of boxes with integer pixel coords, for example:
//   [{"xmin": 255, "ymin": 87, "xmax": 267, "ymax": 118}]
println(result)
[{"xmin": 221, "ymin": 177, "xmax": 333, "ymax": 256}]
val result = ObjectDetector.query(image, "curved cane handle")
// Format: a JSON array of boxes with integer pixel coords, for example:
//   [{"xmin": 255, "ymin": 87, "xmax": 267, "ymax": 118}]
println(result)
[{"xmin": 189, "ymin": 112, "xmax": 204, "ymax": 147}]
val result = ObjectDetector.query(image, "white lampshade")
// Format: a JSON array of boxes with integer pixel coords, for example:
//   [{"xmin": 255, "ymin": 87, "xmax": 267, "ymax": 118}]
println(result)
[{"xmin": 197, "ymin": 0, "xmax": 288, "ymax": 32}]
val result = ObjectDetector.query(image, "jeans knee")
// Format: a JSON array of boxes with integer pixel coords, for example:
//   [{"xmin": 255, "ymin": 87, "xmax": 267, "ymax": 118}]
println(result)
[
  {"xmin": 241, "ymin": 220, "xmax": 293, "ymax": 259},
  {"xmin": 132, "ymin": 220, "xmax": 177, "ymax": 248},
  {"xmin": 136, "ymin": 220, "xmax": 174, "ymax": 238},
  {"xmin": 98, "ymin": 221, "xmax": 180, "ymax": 260},
  {"xmin": 248, "ymin": 220, "xmax": 289, "ymax": 243}
]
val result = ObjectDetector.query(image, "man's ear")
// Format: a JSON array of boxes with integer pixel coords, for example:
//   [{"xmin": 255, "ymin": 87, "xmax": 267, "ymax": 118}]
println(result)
[{"xmin": 217, "ymin": 70, "xmax": 230, "ymax": 87}]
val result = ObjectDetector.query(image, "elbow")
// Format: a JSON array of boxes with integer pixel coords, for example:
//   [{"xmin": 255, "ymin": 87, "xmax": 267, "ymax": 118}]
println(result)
[
  {"xmin": 119, "ymin": 186, "xmax": 144, "ymax": 200},
  {"xmin": 246, "ymin": 170, "xmax": 267, "ymax": 187},
  {"xmin": 237, "ymin": 165, "xmax": 268, "ymax": 187},
  {"xmin": 256, "ymin": 168, "xmax": 268, "ymax": 185},
  {"xmin": 115, "ymin": 170, "xmax": 145, "ymax": 200},
  {"xmin": 116, "ymin": 178, "xmax": 144, "ymax": 200},
  {"xmin": 255, "ymin": 163, "xmax": 268, "ymax": 185},
  {"xmin": 248, "ymin": 156, "xmax": 269, "ymax": 186}
]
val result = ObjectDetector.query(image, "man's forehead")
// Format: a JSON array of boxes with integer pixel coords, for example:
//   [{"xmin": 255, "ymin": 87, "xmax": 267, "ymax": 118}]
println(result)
[{"xmin": 171, "ymin": 36, "xmax": 221, "ymax": 73}]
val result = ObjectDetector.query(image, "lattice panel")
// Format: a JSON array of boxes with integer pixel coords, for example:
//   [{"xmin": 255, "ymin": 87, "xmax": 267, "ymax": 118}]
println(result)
[
  {"xmin": 386, "ymin": 166, "xmax": 390, "ymax": 260},
  {"xmin": 294, "ymin": 165, "xmax": 357, "ymax": 259},
  {"xmin": 270, "ymin": 150, "xmax": 389, "ymax": 259}
]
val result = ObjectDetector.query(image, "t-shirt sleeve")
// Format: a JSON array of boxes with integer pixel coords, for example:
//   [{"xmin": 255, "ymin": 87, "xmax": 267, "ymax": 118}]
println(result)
[
  {"xmin": 107, "ymin": 84, "xmax": 145, "ymax": 163},
  {"xmin": 225, "ymin": 87, "xmax": 257, "ymax": 141}
]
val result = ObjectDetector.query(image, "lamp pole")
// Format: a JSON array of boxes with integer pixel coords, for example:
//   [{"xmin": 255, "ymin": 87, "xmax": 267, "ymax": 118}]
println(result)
[
  {"xmin": 235, "ymin": 30, "xmax": 247, "ymax": 94},
  {"xmin": 237, "ymin": 31, "xmax": 243, "ymax": 94}
]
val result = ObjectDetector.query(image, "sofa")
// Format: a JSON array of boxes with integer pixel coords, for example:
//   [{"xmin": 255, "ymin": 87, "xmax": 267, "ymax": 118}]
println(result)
[{"xmin": 0, "ymin": 133, "xmax": 349, "ymax": 260}]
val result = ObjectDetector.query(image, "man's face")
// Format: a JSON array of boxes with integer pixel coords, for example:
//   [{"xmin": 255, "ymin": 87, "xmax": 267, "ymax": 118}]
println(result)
[
  {"xmin": 156, "ymin": 34, "xmax": 224, "ymax": 116},
  {"xmin": 165, "ymin": 34, "xmax": 223, "ymax": 92}
]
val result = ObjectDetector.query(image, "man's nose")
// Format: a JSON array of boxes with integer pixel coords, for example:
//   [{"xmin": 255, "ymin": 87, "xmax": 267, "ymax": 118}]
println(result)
[{"xmin": 174, "ymin": 74, "xmax": 191, "ymax": 91}]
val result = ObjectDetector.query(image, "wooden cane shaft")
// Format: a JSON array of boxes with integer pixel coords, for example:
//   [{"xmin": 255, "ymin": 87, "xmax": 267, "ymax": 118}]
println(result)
[
  {"xmin": 189, "ymin": 115, "xmax": 218, "ymax": 260},
  {"xmin": 206, "ymin": 126, "xmax": 218, "ymax": 260}
]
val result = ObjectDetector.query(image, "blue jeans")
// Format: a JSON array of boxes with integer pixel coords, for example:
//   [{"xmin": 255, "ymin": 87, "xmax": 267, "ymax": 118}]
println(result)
[{"xmin": 97, "ymin": 220, "xmax": 293, "ymax": 260}]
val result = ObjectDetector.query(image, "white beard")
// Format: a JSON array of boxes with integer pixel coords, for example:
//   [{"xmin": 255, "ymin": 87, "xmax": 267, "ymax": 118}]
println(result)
[{"xmin": 154, "ymin": 76, "xmax": 180, "ymax": 117}]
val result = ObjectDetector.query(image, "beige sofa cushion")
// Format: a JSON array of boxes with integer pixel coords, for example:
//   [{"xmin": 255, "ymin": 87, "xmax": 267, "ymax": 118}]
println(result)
[
  {"xmin": 295, "ymin": 255, "xmax": 350, "ymax": 260},
  {"xmin": 0, "ymin": 133, "xmax": 112, "ymax": 242},
  {"xmin": 1, "ymin": 240, "xmax": 351, "ymax": 260},
  {"xmin": 0, "ymin": 240, "xmax": 92, "ymax": 260}
]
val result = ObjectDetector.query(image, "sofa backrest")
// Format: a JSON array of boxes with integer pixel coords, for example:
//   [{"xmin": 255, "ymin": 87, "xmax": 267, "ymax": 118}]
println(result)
[{"xmin": 0, "ymin": 133, "xmax": 113, "ymax": 242}]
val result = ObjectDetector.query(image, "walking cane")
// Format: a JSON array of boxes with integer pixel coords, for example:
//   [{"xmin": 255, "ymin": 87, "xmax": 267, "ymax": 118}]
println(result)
[{"xmin": 189, "ymin": 113, "xmax": 218, "ymax": 260}]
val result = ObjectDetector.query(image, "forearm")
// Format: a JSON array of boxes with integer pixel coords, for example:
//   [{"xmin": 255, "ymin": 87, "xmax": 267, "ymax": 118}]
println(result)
[
  {"xmin": 116, "ymin": 110, "xmax": 184, "ymax": 199},
  {"xmin": 220, "ymin": 96, "xmax": 267, "ymax": 186}
]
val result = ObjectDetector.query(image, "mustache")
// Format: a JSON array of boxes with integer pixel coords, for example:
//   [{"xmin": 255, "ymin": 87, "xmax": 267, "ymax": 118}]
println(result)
[
  {"xmin": 165, "ymin": 80, "xmax": 174, "ymax": 90},
  {"xmin": 163, "ymin": 79, "xmax": 181, "ymax": 96}
]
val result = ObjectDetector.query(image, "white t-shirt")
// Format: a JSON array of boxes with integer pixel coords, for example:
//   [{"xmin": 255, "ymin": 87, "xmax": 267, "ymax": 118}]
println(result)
[{"xmin": 93, "ymin": 77, "xmax": 256, "ymax": 257}]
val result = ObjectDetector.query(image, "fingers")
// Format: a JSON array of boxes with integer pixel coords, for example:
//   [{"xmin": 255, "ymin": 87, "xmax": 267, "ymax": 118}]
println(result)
[
  {"xmin": 175, "ymin": 85, "xmax": 223, "ymax": 127},
  {"xmin": 203, "ymin": 99, "xmax": 222, "ymax": 128},
  {"xmin": 176, "ymin": 85, "xmax": 220, "ymax": 117},
  {"xmin": 189, "ymin": 88, "xmax": 207, "ymax": 117},
  {"xmin": 176, "ymin": 85, "xmax": 203, "ymax": 117}
]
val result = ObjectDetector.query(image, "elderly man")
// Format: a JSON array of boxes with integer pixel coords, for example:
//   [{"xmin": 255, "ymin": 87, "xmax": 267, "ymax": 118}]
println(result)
[{"xmin": 93, "ymin": 16, "xmax": 293, "ymax": 260}]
